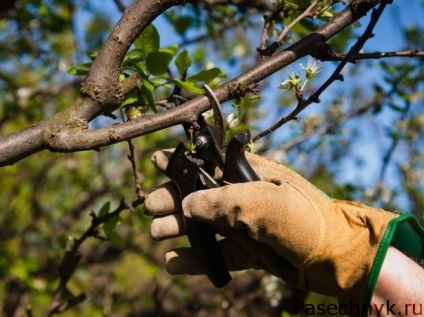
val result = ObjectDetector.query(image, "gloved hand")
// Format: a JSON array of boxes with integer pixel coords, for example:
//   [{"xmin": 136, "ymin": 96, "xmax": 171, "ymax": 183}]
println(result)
[{"xmin": 144, "ymin": 150, "xmax": 399, "ymax": 307}]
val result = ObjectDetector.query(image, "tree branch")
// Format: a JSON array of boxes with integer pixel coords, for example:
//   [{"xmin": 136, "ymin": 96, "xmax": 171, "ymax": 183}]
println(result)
[{"xmin": 0, "ymin": 0, "xmax": 381, "ymax": 166}]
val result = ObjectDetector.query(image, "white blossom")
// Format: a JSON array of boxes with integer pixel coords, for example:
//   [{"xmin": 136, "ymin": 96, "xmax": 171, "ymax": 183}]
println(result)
[
  {"xmin": 277, "ymin": 72, "xmax": 302, "ymax": 90},
  {"xmin": 300, "ymin": 58, "xmax": 322, "ymax": 80}
]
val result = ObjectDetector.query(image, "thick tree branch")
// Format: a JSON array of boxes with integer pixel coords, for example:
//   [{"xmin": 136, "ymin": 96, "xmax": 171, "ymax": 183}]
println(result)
[
  {"xmin": 0, "ymin": 122, "xmax": 47, "ymax": 164},
  {"xmin": 0, "ymin": 0, "xmax": 381, "ymax": 166},
  {"xmin": 0, "ymin": 73, "xmax": 140, "ymax": 166}
]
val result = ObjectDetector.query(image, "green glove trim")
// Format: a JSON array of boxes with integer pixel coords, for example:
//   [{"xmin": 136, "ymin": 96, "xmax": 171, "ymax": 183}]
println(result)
[{"xmin": 363, "ymin": 213, "xmax": 424, "ymax": 315}]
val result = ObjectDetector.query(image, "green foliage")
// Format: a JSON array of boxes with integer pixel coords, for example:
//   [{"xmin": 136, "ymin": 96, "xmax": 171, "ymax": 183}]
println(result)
[
  {"xmin": 67, "ymin": 63, "xmax": 92, "ymax": 76},
  {"xmin": 69, "ymin": 23, "xmax": 226, "ymax": 114}
]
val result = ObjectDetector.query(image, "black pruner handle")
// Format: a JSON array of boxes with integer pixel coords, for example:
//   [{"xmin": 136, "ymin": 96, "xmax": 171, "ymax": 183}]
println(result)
[
  {"xmin": 165, "ymin": 143, "xmax": 231, "ymax": 288},
  {"xmin": 223, "ymin": 130, "xmax": 260, "ymax": 183}
]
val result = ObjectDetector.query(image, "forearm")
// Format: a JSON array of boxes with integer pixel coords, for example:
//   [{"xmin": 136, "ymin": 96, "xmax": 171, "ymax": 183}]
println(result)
[{"xmin": 371, "ymin": 247, "xmax": 424, "ymax": 316}]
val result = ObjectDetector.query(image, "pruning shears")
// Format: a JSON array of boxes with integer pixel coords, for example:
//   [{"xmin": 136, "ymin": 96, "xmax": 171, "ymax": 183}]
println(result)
[{"xmin": 165, "ymin": 85, "xmax": 259, "ymax": 288}]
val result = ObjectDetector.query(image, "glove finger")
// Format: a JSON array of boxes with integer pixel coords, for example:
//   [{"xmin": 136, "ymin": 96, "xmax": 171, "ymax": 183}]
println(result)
[
  {"xmin": 144, "ymin": 154, "xmax": 287, "ymax": 217},
  {"xmin": 150, "ymin": 213, "xmax": 186, "ymax": 240},
  {"xmin": 151, "ymin": 149, "xmax": 174, "ymax": 172},
  {"xmin": 165, "ymin": 233, "xmax": 294, "ymax": 279},
  {"xmin": 165, "ymin": 238, "xmax": 255, "ymax": 275},
  {"xmin": 182, "ymin": 181, "xmax": 279, "ymax": 229},
  {"xmin": 145, "ymin": 182, "xmax": 181, "ymax": 216}
]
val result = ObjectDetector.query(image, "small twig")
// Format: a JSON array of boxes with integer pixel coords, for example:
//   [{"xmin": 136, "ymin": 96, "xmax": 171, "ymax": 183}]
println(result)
[
  {"xmin": 318, "ymin": 49, "xmax": 424, "ymax": 61},
  {"xmin": 253, "ymin": 1, "xmax": 390, "ymax": 142},
  {"xmin": 376, "ymin": 101, "xmax": 412, "ymax": 186},
  {"xmin": 112, "ymin": 0, "xmax": 127, "ymax": 12},
  {"xmin": 276, "ymin": 0, "xmax": 321, "ymax": 45},
  {"xmin": 127, "ymin": 139, "xmax": 145, "ymax": 201},
  {"xmin": 121, "ymin": 72, "xmax": 142, "ymax": 95},
  {"xmin": 257, "ymin": 0, "xmax": 321, "ymax": 56},
  {"xmin": 257, "ymin": 14, "xmax": 274, "ymax": 53}
]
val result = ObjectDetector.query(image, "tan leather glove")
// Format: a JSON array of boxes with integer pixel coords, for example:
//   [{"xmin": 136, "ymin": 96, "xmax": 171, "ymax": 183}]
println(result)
[{"xmin": 145, "ymin": 150, "xmax": 399, "ymax": 308}]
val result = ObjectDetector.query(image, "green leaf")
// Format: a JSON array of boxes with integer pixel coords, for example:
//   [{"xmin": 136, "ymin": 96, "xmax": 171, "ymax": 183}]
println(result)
[
  {"xmin": 161, "ymin": 44, "xmax": 179, "ymax": 57},
  {"xmin": 175, "ymin": 49, "xmax": 192, "ymax": 78},
  {"xmin": 141, "ymin": 77, "xmax": 155, "ymax": 92},
  {"xmin": 89, "ymin": 52, "xmax": 98, "ymax": 61},
  {"xmin": 98, "ymin": 201, "xmax": 111, "ymax": 217},
  {"xmin": 121, "ymin": 90, "xmax": 139, "ymax": 107},
  {"xmin": 175, "ymin": 16, "xmax": 193, "ymax": 35},
  {"xmin": 284, "ymin": 0, "xmax": 299, "ymax": 10},
  {"xmin": 104, "ymin": 215, "xmax": 119, "ymax": 231},
  {"xmin": 187, "ymin": 67, "xmax": 225, "ymax": 83},
  {"xmin": 135, "ymin": 24, "xmax": 160, "ymax": 58},
  {"xmin": 170, "ymin": 78, "xmax": 204, "ymax": 94},
  {"xmin": 103, "ymin": 215, "xmax": 124, "ymax": 246},
  {"xmin": 146, "ymin": 51, "xmax": 173, "ymax": 76},
  {"xmin": 106, "ymin": 230, "xmax": 125, "ymax": 247},
  {"xmin": 165, "ymin": 12, "xmax": 193, "ymax": 35},
  {"xmin": 299, "ymin": 19, "xmax": 317, "ymax": 33},
  {"xmin": 123, "ymin": 49, "xmax": 145, "ymax": 66},
  {"xmin": 132, "ymin": 63, "xmax": 149, "ymax": 79},
  {"xmin": 103, "ymin": 215, "xmax": 124, "ymax": 247},
  {"xmin": 67, "ymin": 62, "xmax": 92, "ymax": 76},
  {"xmin": 141, "ymin": 77, "xmax": 156, "ymax": 110}
]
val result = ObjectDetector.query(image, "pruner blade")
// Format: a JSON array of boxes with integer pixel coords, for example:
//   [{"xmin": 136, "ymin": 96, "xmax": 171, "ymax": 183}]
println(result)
[
  {"xmin": 199, "ymin": 167, "xmax": 220, "ymax": 189},
  {"xmin": 203, "ymin": 84, "xmax": 226, "ymax": 149}
]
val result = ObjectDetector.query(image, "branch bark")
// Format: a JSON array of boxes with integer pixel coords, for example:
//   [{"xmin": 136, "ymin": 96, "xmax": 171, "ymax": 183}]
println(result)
[{"xmin": 0, "ymin": 0, "xmax": 381, "ymax": 167}]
